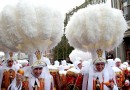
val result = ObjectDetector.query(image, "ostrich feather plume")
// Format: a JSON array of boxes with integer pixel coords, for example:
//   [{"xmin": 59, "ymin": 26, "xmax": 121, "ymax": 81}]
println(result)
[
  {"xmin": 69, "ymin": 49, "xmax": 92, "ymax": 63},
  {"xmin": 0, "ymin": 0, "xmax": 64, "ymax": 53},
  {"xmin": 65, "ymin": 3, "xmax": 128, "ymax": 52}
]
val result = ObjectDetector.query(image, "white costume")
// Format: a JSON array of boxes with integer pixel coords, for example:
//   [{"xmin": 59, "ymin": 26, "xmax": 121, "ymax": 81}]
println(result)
[
  {"xmin": 54, "ymin": 60, "xmax": 60, "ymax": 68},
  {"xmin": 87, "ymin": 64, "xmax": 118, "ymax": 90},
  {"xmin": 82, "ymin": 50, "xmax": 118, "ymax": 90},
  {"xmin": 0, "ymin": 52, "xmax": 19, "ymax": 90},
  {"xmin": 73, "ymin": 60, "xmax": 82, "ymax": 70},
  {"xmin": 8, "ymin": 51, "xmax": 54, "ymax": 90}
]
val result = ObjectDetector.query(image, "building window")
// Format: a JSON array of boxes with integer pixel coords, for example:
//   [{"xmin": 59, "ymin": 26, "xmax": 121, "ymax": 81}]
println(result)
[{"xmin": 128, "ymin": 0, "xmax": 130, "ymax": 4}]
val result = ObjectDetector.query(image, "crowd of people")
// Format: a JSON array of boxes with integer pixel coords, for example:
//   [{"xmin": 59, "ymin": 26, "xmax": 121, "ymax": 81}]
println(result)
[{"xmin": 0, "ymin": 50, "xmax": 129, "ymax": 90}]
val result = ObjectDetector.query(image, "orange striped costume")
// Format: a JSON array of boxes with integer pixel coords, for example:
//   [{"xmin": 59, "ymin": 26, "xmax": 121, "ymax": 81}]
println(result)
[
  {"xmin": 22, "ymin": 77, "xmax": 54, "ymax": 90},
  {"xmin": 1, "ymin": 69, "xmax": 16, "ymax": 90},
  {"xmin": 22, "ymin": 77, "xmax": 44, "ymax": 90},
  {"xmin": 93, "ymin": 80, "xmax": 104, "ymax": 90}
]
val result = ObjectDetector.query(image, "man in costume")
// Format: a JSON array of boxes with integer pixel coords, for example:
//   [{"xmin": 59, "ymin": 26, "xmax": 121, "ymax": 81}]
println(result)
[
  {"xmin": 64, "ymin": 0, "xmax": 128, "ymax": 89},
  {"xmin": 114, "ymin": 58, "xmax": 126, "ymax": 89},
  {"xmin": 112, "ymin": 66, "xmax": 125, "ymax": 90},
  {"xmin": 58, "ymin": 64, "xmax": 67, "ymax": 90},
  {"xmin": 122, "ymin": 67, "xmax": 130, "ymax": 90},
  {"xmin": 48, "ymin": 63, "xmax": 62, "ymax": 90},
  {"xmin": 8, "ymin": 69, "xmax": 24, "ymax": 90},
  {"xmin": 82, "ymin": 49, "xmax": 118, "ymax": 90},
  {"xmin": 115, "ymin": 58, "xmax": 122, "ymax": 69},
  {"xmin": 8, "ymin": 51, "xmax": 54, "ymax": 90},
  {"xmin": 0, "ymin": 52, "xmax": 19, "ymax": 90},
  {"xmin": 65, "ymin": 60, "xmax": 83, "ymax": 90}
]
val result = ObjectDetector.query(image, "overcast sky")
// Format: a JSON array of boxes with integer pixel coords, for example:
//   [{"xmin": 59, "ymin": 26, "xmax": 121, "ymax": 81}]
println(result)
[
  {"xmin": 0, "ymin": 0, "xmax": 85, "ymax": 14},
  {"xmin": 44, "ymin": 0, "xmax": 85, "ymax": 13}
]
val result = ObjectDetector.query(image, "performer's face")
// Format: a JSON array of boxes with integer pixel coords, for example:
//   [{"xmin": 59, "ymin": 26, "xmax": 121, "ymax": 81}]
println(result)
[
  {"xmin": 116, "ymin": 62, "xmax": 121, "ymax": 67},
  {"xmin": 16, "ymin": 73, "xmax": 23, "ymax": 82},
  {"xmin": 7, "ymin": 60, "xmax": 14, "ymax": 67},
  {"xmin": 78, "ymin": 63, "xmax": 82, "ymax": 69},
  {"xmin": 95, "ymin": 62, "xmax": 105, "ymax": 72},
  {"xmin": 32, "ymin": 67, "xmax": 43, "ymax": 78}
]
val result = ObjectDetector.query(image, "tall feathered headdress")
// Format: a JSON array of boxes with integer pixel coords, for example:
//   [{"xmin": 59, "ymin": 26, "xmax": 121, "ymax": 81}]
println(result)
[
  {"xmin": 65, "ymin": 3, "xmax": 128, "ymax": 61},
  {"xmin": 69, "ymin": 49, "xmax": 92, "ymax": 63},
  {"xmin": 0, "ymin": 0, "xmax": 64, "ymax": 53}
]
